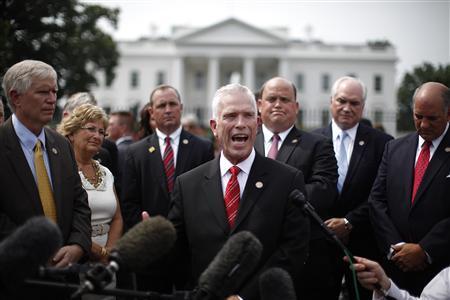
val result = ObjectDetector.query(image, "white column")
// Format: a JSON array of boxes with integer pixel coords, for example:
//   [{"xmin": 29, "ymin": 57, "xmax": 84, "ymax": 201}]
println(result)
[
  {"xmin": 208, "ymin": 56, "xmax": 219, "ymax": 100},
  {"xmin": 172, "ymin": 57, "xmax": 184, "ymax": 97},
  {"xmin": 243, "ymin": 57, "xmax": 255, "ymax": 91},
  {"xmin": 278, "ymin": 58, "xmax": 289, "ymax": 77}
]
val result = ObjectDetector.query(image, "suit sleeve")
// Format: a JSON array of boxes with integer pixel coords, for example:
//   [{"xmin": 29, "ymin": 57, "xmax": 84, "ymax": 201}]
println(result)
[
  {"xmin": 65, "ymin": 140, "xmax": 92, "ymax": 254},
  {"xmin": 305, "ymin": 137, "xmax": 338, "ymax": 218},
  {"xmin": 120, "ymin": 148, "xmax": 143, "ymax": 230},
  {"xmin": 369, "ymin": 141, "xmax": 403, "ymax": 255},
  {"xmin": 239, "ymin": 170, "xmax": 310, "ymax": 300}
]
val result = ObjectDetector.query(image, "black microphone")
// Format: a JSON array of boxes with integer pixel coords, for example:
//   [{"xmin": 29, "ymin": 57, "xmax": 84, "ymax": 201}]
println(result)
[
  {"xmin": 195, "ymin": 231, "xmax": 263, "ymax": 300},
  {"xmin": 0, "ymin": 217, "xmax": 62, "ymax": 295},
  {"xmin": 289, "ymin": 189, "xmax": 354, "ymax": 260},
  {"xmin": 72, "ymin": 215, "xmax": 176, "ymax": 298},
  {"xmin": 259, "ymin": 268, "xmax": 296, "ymax": 300}
]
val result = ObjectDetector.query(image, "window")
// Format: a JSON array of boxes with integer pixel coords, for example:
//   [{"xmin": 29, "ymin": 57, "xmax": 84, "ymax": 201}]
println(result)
[
  {"xmin": 296, "ymin": 73, "xmax": 304, "ymax": 91},
  {"xmin": 321, "ymin": 74, "xmax": 330, "ymax": 92},
  {"xmin": 374, "ymin": 75, "xmax": 383, "ymax": 93},
  {"xmin": 195, "ymin": 71, "xmax": 205, "ymax": 90},
  {"xmin": 321, "ymin": 109, "xmax": 330, "ymax": 126},
  {"xmin": 130, "ymin": 71, "xmax": 139, "ymax": 89},
  {"xmin": 374, "ymin": 109, "xmax": 383, "ymax": 123},
  {"xmin": 156, "ymin": 71, "xmax": 165, "ymax": 85}
]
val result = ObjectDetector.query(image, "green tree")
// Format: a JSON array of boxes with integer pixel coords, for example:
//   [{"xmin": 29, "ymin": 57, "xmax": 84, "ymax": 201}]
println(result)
[
  {"xmin": 0, "ymin": 0, "xmax": 119, "ymax": 111},
  {"xmin": 397, "ymin": 62, "xmax": 450, "ymax": 131}
]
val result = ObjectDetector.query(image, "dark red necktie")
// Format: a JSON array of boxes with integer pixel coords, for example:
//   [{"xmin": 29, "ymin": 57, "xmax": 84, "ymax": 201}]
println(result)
[
  {"xmin": 224, "ymin": 166, "xmax": 241, "ymax": 228},
  {"xmin": 412, "ymin": 141, "xmax": 431, "ymax": 203},
  {"xmin": 163, "ymin": 136, "xmax": 175, "ymax": 193}
]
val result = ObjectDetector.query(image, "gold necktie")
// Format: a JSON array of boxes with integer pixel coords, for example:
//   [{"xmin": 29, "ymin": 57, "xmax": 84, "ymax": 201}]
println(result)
[{"xmin": 34, "ymin": 140, "xmax": 57, "ymax": 222}]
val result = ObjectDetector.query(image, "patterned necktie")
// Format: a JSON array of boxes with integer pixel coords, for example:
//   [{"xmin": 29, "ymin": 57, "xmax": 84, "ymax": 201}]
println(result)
[
  {"xmin": 163, "ymin": 136, "xmax": 175, "ymax": 193},
  {"xmin": 412, "ymin": 141, "xmax": 431, "ymax": 203},
  {"xmin": 34, "ymin": 140, "xmax": 57, "ymax": 222},
  {"xmin": 337, "ymin": 131, "xmax": 349, "ymax": 193},
  {"xmin": 224, "ymin": 166, "xmax": 241, "ymax": 228},
  {"xmin": 267, "ymin": 134, "xmax": 280, "ymax": 159}
]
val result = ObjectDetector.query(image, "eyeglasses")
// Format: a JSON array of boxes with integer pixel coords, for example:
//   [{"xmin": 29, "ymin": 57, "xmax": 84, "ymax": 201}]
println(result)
[{"xmin": 80, "ymin": 126, "xmax": 107, "ymax": 137}]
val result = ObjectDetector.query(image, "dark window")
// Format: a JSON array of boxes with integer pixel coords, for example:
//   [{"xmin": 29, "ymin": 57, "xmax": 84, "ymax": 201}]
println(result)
[
  {"xmin": 296, "ymin": 73, "xmax": 304, "ymax": 91},
  {"xmin": 195, "ymin": 71, "xmax": 205, "ymax": 90},
  {"xmin": 321, "ymin": 74, "xmax": 330, "ymax": 92},
  {"xmin": 156, "ymin": 71, "xmax": 165, "ymax": 85},
  {"xmin": 374, "ymin": 75, "xmax": 383, "ymax": 93},
  {"xmin": 130, "ymin": 71, "xmax": 139, "ymax": 88}
]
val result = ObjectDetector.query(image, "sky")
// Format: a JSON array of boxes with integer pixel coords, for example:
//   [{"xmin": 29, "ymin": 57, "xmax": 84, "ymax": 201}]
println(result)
[{"xmin": 82, "ymin": 0, "xmax": 450, "ymax": 84}]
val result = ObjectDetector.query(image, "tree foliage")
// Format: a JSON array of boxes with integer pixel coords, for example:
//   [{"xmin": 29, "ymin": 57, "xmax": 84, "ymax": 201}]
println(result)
[
  {"xmin": 0, "ymin": 0, "xmax": 119, "ymax": 100},
  {"xmin": 397, "ymin": 62, "xmax": 450, "ymax": 131}
]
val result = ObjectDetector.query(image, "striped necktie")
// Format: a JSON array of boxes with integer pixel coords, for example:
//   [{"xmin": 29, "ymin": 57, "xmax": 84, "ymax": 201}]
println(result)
[
  {"xmin": 163, "ymin": 136, "xmax": 175, "ymax": 193},
  {"xmin": 337, "ymin": 131, "xmax": 349, "ymax": 193},
  {"xmin": 224, "ymin": 166, "xmax": 241, "ymax": 228}
]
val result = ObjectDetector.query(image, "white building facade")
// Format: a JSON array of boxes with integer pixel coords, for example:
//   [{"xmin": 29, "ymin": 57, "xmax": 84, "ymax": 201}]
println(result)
[{"xmin": 92, "ymin": 18, "xmax": 397, "ymax": 135}]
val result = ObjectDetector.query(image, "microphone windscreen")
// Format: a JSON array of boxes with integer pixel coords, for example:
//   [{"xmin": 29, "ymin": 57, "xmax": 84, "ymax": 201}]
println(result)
[
  {"xmin": 0, "ymin": 217, "xmax": 62, "ymax": 290},
  {"xmin": 259, "ymin": 267, "xmax": 297, "ymax": 300},
  {"xmin": 197, "ymin": 231, "xmax": 262, "ymax": 300},
  {"xmin": 114, "ymin": 216, "xmax": 176, "ymax": 272},
  {"xmin": 289, "ymin": 189, "xmax": 306, "ymax": 206}
]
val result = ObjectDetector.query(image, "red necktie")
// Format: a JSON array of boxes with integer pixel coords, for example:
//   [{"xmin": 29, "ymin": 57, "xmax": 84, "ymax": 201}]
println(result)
[
  {"xmin": 267, "ymin": 134, "xmax": 280, "ymax": 159},
  {"xmin": 163, "ymin": 136, "xmax": 175, "ymax": 193},
  {"xmin": 412, "ymin": 141, "xmax": 431, "ymax": 203},
  {"xmin": 224, "ymin": 166, "xmax": 241, "ymax": 228}
]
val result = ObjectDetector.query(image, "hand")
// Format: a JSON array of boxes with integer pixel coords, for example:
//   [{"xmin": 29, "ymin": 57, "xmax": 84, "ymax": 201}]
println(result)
[
  {"xmin": 226, "ymin": 296, "xmax": 240, "ymax": 300},
  {"xmin": 344, "ymin": 256, "xmax": 390, "ymax": 293},
  {"xmin": 141, "ymin": 211, "xmax": 150, "ymax": 220},
  {"xmin": 325, "ymin": 218, "xmax": 350, "ymax": 241},
  {"xmin": 391, "ymin": 243, "xmax": 428, "ymax": 272},
  {"xmin": 52, "ymin": 244, "xmax": 84, "ymax": 267}
]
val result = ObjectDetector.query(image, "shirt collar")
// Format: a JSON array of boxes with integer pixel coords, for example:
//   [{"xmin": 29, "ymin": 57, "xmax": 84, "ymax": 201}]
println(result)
[
  {"xmin": 12, "ymin": 114, "xmax": 46, "ymax": 151},
  {"xmin": 418, "ymin": 122, "xmax": 449, "ymax": 149},
  {"xmin": 156, "ymin": 126, "xmax": 182, "ymax": 142},
  {"xmin": 331, "ymin": 118, "xmax": 359, "ymax": 141},
  {"xmin": 220, "ymin": 148, "xmax": 255, "ymax": 177},
  {"xmin": 261, "ymin": 124, "xmax": 293, "ymax": 144}
]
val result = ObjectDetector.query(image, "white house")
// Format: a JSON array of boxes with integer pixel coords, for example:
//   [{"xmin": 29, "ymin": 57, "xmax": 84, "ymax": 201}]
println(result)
[{"xmin": 92, "ymin": 18, "xmax": 397, "ymax": 134}]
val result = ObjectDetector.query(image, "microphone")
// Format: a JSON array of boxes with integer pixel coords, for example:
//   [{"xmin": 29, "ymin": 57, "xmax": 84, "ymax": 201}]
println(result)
[
  {"xmin": 0, "ymin": 217, "xmax": 62, "ymax": 295},
  {"xmin": 195, "ymin": 231, "xmax": 262, "ymax": 300},
  {"xmin": 72, "ymin": 215, "xmax": 176, "ymax": 298},
  {"xmin": 259, "ymin": 268, "xmax": 296, "ymax": 300},
  {"xmin": 289, "ymin": 189, "xmax": 354, "ymax": 260}
]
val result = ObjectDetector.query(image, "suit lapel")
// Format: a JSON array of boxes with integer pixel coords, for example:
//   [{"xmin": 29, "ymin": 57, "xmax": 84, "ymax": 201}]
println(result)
[
  {"xmin": 277, "ymin": 127, "xmax": 301, "ymax": 163},
  {"xmin": 402, "ymin": 134, "xmax": 418, "ymax": 205},
  {"xmin": 176, "ymin": 130, "xmax": 191, "ymax": 176},
  {"xmin": 45, "ymin": 129, "xmax": 64, "ymax": 223},
  {"xmin": 147, "ymin": 134, "xmax": 169, "ymax": 195},
  {"xmin": 232, "ymin": 154, "xmax": 267, "ymax": 233},
  {"xmin": 202, "ymin": 158, "xmax": 229, "ymax": 234},
  {"xmin": 3, "ymin": 119, "xmax": 42, "ymax": 214},
  {"xmin": 413, "ymin": 129, "xmax": 450, "ymax": 205},
  {"xmin": 344, "ymin": 125, "xmax": 370, "ymax": 187}
]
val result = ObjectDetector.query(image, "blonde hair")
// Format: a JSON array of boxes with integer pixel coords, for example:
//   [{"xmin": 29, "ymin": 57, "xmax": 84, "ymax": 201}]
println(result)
[{"xmin": 58, "ymin": 103, "xmax": 108, "ymax": 137}]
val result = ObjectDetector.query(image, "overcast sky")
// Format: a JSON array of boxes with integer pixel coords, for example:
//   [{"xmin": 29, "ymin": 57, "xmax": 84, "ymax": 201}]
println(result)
[{"xmin": 82, "ymin": 0, "xmax": 450, "ymax": 84}]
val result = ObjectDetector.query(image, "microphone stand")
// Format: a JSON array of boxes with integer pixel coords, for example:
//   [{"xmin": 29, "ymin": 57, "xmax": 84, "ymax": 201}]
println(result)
[{"xmin": 25, "ymin": 278, "xmax": 193, "ymax": 299}]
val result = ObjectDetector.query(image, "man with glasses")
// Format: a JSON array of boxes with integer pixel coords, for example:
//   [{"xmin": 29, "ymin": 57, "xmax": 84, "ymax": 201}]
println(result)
[{"xmin": 315, "ymin": 76, "xmax": 392, "ymax": 299}]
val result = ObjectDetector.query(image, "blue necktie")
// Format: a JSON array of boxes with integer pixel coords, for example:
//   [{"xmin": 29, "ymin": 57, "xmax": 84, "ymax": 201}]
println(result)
[{"xmin": 337, "ymin": 131, "xmax": 349, "ymax": 193}]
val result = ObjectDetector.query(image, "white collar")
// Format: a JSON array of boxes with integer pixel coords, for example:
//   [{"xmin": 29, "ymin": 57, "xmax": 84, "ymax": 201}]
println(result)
[{"xmin": 220, "ymin": 148, "xmax": 255, "ymax": 177}]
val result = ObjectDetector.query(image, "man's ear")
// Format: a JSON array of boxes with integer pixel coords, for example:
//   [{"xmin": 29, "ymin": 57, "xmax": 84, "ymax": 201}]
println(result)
[{"xmin": 210, "ymin": 119, "xmax": 217, "ymax": 137}]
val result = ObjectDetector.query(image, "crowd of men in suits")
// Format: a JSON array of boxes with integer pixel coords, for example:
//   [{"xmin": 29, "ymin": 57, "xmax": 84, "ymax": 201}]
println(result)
[{"xmin": 0, "ymin": 59, "xmax": 449, "ymax": 300}]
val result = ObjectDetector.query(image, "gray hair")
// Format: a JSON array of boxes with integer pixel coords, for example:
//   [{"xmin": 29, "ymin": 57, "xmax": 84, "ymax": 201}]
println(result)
[
  {"xmin": 2, "ymin": 60, "xmax": 57, "ymax": 112},
  {"xmin": 63, "ymin": 92, "xmax": 97, "ymax": 113},
  {"xmin": 211, "ymin": 83, "xmax": 256, "ymax": 119},
  {"xmin": 331, "ymin": 76, "xmax": 367, "ymax": 102}
]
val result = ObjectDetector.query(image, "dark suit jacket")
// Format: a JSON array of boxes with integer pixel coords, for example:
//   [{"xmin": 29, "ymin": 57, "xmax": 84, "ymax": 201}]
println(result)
[
  {"xmin": 315, "ymin": 123, "xmax": 392, "ymax": 255},
  {"xmin": 369, "ymin": 128, "xmax": 450, "ymax": 291},
  {"xmin": 168, "ymin": 153, "xmax": 310, "ymax": 300},
  {"xmin": 0, "ymin": 118, "xmax": 91, "ymax": 253},
  {"xmin": 255, "ymin": 127, "xmax": 338, "ymax": 237},
  {"xmin": 121, "ymin": 129, "xmax": 214, "ymax": 229}
]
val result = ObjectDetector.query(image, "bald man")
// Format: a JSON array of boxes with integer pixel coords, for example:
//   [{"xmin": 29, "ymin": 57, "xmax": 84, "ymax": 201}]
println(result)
[
  {"xmin": 255, "ymin": 77, "xmax": 338, "ymax": 299},
  {"xmin": 370, "ymin": 82, "xmax": 450, "ymax": 296}
]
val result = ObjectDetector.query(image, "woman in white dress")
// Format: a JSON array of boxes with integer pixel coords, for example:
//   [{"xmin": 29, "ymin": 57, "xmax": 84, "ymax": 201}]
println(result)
[{"xmin": 58, "ymin": 104, "xmax": 123, "ymax": 265}]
